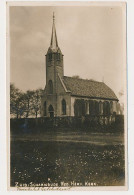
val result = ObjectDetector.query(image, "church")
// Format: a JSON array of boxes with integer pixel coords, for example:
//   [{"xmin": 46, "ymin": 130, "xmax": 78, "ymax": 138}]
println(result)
[{"xmin": 41, "ymin": 15, "xmax": 118, "ymax": 118}]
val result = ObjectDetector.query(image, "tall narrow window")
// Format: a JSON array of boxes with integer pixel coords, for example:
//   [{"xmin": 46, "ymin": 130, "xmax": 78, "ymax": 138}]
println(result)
[
  {"xmin": 57, "ymin": 53, "xmax": 60, "ymax": 61},
  {"xmin": 103, "ymin": 101, "xmax": 110, "ymax": 115},
  {"xmin": 74, "ymin": 99, "xmax": 86, "ymax": 116},
  {"xmin": 48, "ymin": 53, "xmax": 52, "ymax": 61},
  {"xmin": 99, "ymin": 101, "xmax": 103, "ymax": 115},
  {"xmin": 44, "ymin": 101, "xmax": 46, "ymax": 116},
  {"xmin": 48, "ymin": 105, "xmax": 54, "ymax": 118},
  {"xmin": 110, "ymin": 102, "xmax": 113, "ymax": 115},
  {"xmin": 106, "ymin": 101, "xmax": 110, "ymax": 115},
  {"xmin": 62, "ymin": 99, "xmax": 66, "ymax": 115},
  {"xmin": 89, "ymin": 100, "xmax": 95, "ymax": 115},
  {"xmin": 48, "ymin": 80, "xmax": 53, "ymax": 94},
  {"xmin": 95, "ymin": 101, "xmax": 99, "ymax": 115},
  {"xmin": 103, "ymin": 102, "xmax": 106, "ymax": 115}
]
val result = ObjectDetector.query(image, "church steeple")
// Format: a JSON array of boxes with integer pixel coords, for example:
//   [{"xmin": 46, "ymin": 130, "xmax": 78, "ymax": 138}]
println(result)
[
  {"xmin": 46, "ymin": 13, "xmax": 64, "ymax": 83},
  {"xmin": 50, "ymin": 12, "xmax": 58, "ymax": 52},
  {"xmin": 47, "ymin": 13, "xmax": 63, "ymax": 55}
]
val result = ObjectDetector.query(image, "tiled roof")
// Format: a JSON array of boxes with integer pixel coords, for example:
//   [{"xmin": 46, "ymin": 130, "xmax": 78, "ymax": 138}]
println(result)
[{"xmin": 63, "ymin": 76, "xmax": 118, "ymax": 100}]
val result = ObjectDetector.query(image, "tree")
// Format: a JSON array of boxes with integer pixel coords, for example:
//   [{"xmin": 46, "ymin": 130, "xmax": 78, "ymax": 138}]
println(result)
[
  {"xmin": 10, "ymin": 83, "xmax": 26, "ymax": 118},
  {"xmin": 10, "ymin": 83, "xmax": 43, "ymax": 118},
  {"xmin": 24, "ymin": 90, "xmax": 34, "ymax": 118},
  {"xmin": 31, "ymin": 89, "xmax": 43, "ymax": 118}
]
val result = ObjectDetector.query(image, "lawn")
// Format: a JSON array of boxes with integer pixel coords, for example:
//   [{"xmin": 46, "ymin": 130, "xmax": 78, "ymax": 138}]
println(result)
[{"xmin": 10, "ymin": 135, "xmax": 125, "ymax": 187}]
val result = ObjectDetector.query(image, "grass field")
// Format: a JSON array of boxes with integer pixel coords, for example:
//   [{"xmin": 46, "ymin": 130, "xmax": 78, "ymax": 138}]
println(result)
[{"xmin": 10, "ymin": 131, "xmax": 125, "ymax": 187}]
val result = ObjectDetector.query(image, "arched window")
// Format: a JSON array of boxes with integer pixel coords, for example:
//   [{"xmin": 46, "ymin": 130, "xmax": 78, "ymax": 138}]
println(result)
[
  {"xmin": 48, "ymin": 80, "xmax": 53, "ymax": 94},
  {"xmin": 44, "ymin": 101, "xmax": 47, "ymax": 116},
  {"xmin": 62, "ymin": 99, "xmax": 66, "ymax": 115},
  {"xmin": 57, "ymin": 53, "xmax": 60, "ymax": 61},
  {"xmin": 48, "ymin": 53, "xmax": 52, "ymax": 61},
  {"xmin": 48, "ymin": 104, "xmax": 54, "ymax": 117}
]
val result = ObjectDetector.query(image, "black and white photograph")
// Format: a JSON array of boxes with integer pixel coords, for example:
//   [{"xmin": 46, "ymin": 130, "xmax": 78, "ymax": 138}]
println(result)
[{"xmin": 7, "ymin": 1, "xmax": 127, "ymax": 190}]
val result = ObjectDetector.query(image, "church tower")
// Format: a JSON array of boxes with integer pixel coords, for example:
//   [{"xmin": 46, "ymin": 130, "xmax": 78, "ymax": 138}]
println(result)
[
  {"xmin": 42, "ymin": 13, "xmax": 64, "ymax": 117},
  {"xmin": 45, "ymin": 13, "xmax": 64, "ymax": 95}
]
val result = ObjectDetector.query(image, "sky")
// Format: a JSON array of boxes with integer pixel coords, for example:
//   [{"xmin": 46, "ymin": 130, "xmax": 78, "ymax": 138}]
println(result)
[{"xmin": 9, "ymin": 4, "xmax": 126, "ymax": 103}]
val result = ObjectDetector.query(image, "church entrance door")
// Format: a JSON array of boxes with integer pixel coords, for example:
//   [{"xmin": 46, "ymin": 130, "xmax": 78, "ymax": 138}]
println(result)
[{"xmin": 48, "ymin": 105, "xmax": 54, "ymax": 118}]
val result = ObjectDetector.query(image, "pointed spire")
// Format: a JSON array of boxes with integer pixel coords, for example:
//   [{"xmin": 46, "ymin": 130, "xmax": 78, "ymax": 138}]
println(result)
[{"xmin": 50, "ymin": 12, "xmax": 58, "ymax": 51}]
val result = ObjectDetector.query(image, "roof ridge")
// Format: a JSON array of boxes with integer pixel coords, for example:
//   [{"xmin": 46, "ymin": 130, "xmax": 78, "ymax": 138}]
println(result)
[{"xmin": 63, "ymin": 76, "xmax": 102, "ymax": 83}]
